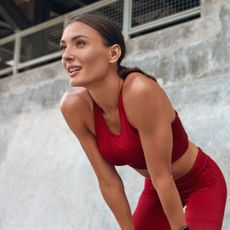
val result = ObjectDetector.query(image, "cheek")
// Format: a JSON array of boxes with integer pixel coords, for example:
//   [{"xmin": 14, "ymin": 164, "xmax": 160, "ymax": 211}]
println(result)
[
  {"xmin": 83, "ymin": 46, "xmax": 109, "ymax": 66},
  {"xmin": 90, "ymin": 55, "xmax": 110, "ymax": 75}
]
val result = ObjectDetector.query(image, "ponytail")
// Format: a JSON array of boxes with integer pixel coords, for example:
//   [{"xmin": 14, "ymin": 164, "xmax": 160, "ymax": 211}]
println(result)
[{"xmin": 117, "ymin": 65, "xmax": 157, "ymax": 82}]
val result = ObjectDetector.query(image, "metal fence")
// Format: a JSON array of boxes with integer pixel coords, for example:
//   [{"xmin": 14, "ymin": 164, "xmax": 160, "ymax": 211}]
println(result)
[{"xmin": 0, "ymin": 0, "xmax": 200, "ymax": 78}]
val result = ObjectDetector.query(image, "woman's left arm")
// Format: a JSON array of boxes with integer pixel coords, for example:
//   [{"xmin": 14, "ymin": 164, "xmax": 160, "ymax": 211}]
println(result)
[
  {"xmin": 138, "ymin": 124, "xmax": 186, "ymax": 230},
  {"xmin": 124, "ymin": 75, "xmax": 187, "ymax": 230}
]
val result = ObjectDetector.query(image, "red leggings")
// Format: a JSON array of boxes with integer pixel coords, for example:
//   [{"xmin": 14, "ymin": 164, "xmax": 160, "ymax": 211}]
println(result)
[{"xmin": 133, "ymin": 148, "xmax": 227, "ymax": 230}]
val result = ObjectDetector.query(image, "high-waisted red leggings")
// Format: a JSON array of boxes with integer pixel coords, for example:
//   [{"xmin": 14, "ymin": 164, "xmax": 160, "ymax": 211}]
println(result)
[{"xmin": 133, "ymin": 148, "xmax": 227, "ymax": 230}]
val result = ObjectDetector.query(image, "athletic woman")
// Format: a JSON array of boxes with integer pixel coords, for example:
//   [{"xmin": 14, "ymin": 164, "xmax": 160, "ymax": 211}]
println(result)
[{"xmin": 59, "ymin": 14, "xmax": 227, "ymax": 230}]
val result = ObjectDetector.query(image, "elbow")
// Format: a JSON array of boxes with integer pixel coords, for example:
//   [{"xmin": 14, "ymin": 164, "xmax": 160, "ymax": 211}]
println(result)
[
  {"xmin": 100, "ymin": 182, "xmax": 125, "ymax": 203},
  {"xmin": 150, "ymin": 173, "xmax": 174, "ymax": 191},
  {"xmin": 99, "ymin": 176, "xmax": 124, "ymax": 194}
]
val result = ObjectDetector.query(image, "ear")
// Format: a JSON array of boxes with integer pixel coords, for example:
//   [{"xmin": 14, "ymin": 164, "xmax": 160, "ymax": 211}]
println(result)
[{"xmin": 109, "ymin": 44, "xmax": 121, "ymax": 64}]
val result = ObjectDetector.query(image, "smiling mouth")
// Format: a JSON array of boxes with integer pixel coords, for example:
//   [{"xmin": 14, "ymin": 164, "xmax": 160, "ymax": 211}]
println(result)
[{"xmin": 67, "ymin": 66, "xmax": 82, "ymax": 74}]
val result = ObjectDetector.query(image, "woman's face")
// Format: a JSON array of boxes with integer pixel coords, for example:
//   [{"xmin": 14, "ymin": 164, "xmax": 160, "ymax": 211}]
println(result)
[{"xmin": 60, "ymin": 22, "xmax": 113, "ymax": 87}]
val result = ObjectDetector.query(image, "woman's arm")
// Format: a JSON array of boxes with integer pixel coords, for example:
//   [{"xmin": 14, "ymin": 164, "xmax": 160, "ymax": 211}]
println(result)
[
  {"xmin": 60, "ymin": 91, "xmax": 134, "ymax": 230},
  {"xmin": 79, "ymin": 131, "xmax": 135, "ymax": 230},
  {"xmin": 124, "ymin": 75, "xmax": 187, "ymax": 230}
]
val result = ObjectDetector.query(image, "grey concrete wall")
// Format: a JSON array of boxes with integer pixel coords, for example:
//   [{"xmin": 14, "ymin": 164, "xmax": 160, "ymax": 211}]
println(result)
[
  {"xmin": 0, "ymin": 1, "xmax": 229, "ymax": 229},
  {"xmin": 124, "ymin": 0, "xmax": 230, "ymax": 83}
]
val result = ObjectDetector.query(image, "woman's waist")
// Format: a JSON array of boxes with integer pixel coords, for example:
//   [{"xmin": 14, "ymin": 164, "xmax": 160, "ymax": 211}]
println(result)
[
  {"xmin": 171, "ymin": 141, "xmax": 198, "ymax": 180},
  {"xmin": 135, "ymin": 141, "xmax": 199, "ymax": 180}
]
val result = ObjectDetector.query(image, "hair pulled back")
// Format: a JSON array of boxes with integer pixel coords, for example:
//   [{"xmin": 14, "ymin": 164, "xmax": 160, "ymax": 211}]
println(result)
[{"xmin": 68, "ymin": 14, "xmax": 156, "ymax": 81}]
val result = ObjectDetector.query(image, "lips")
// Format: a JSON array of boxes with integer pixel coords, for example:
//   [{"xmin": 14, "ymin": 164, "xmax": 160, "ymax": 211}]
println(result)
[
  {"xmin": 67, "ymin": 65, "xmax": 82, "ymax": 77},
  {"xmin": 67, "ymin": 65, "xmax": 82, "ymax": 73}
]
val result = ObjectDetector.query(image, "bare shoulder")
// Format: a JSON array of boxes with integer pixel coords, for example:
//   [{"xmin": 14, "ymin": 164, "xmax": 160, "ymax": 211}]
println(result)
[
  {"xmin": 60, "ymin": 87, "xmax": 94, "ymax": 134},
  {"xmin": 123, "ymin": 72, "xmax": 168, "ymax": 107},
  {"xmin": 60, "ymin": 87, "xmax": 92, "ymax": 112},
  {"xmin": 122, "ymin": 72, "xmax": 174, "ymax": 126}
]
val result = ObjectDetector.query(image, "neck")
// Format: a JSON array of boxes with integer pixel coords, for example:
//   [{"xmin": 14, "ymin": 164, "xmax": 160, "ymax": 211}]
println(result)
[{"xmin": 88, "ymin": 72, "xmax": 123, "ymax": 115}]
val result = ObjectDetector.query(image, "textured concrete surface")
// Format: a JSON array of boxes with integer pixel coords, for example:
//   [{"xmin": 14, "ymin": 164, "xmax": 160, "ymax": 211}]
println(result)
[
  {"xmin": 0, "ymin": 1, "xmax": 229, "ymax": 229},
  {"xmin": 124, "ymin": 1, "xmax": 230, "ymax": 82}
]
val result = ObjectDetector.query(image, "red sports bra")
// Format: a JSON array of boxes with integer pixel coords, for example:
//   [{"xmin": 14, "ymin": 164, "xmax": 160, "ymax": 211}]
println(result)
[{"xmin": 93, "ymin": 90, "xmax": 189, "ymax": 169}]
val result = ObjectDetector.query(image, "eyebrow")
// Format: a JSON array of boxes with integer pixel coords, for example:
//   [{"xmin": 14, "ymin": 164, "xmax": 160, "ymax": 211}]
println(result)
[{"xmin": 60, "ymin": 35, "xmax": 88, "ymax": 44}]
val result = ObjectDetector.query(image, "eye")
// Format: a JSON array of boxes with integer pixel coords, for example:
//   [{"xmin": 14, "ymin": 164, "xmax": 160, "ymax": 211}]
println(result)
[
  {"xmin": 60, "ymin": 45, "xmax": 66, "ymax": 52},
  {"xmin": 76, "ymin": 40, "xmax": 86, "ymax": 47}
]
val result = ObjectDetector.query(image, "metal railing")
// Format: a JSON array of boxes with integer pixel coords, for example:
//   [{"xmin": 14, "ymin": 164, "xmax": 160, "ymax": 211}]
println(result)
[{"xmin": 0, "ymin": 0, "xmax": 200, "ymax": 78}]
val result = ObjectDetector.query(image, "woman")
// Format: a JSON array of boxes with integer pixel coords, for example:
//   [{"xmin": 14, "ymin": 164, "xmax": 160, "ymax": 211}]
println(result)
[{"xmin": 59, "ymin": 14, "xmax": 227, "ymax": 230}]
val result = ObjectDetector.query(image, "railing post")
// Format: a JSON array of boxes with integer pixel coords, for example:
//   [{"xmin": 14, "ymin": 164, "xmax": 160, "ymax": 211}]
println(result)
[
  {"xmin": 63, "ymin": 15, "xmax": 69, "ymax": 28},
  {"xmin": 123, "ymin": 0, "xmax": 132, "ymax": 40},
  {"xmin": 13, "ymin": 33, "xmax": 21, "ymax": 75}
]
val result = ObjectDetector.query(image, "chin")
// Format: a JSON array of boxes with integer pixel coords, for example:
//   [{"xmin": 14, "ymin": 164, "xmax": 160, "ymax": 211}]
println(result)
[
  {"xmin": 69, "ymin": 78, "xmax": 86, "ymax": 88},
  {"xmin": 70, "ymin": 80, "xmax": 80, "ymax": 87}
]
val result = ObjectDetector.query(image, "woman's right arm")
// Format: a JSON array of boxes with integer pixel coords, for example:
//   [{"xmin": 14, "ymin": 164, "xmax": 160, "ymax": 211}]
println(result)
[{"xmin": 60, "ymin": 92, "xmax": 135, "ymax": 230}]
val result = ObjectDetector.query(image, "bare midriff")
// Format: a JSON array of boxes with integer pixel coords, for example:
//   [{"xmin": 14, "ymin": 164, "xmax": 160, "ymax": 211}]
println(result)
[{"xmin": 134, "ymin": 141, "xmax": 198, "ymax": 181}]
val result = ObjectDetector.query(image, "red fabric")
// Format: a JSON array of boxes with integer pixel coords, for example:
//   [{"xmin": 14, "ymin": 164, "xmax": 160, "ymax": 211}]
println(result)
[
  {"xmin": 133, "ymin": 148, "xmax": 227, "ymax": 230},
  {"xmin": 93, "ymin": 90, "xmax": 189, "ymax": 169}
]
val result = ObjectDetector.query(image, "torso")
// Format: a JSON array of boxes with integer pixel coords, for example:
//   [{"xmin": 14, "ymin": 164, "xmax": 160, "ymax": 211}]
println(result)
[
  {"xmin": 65, "ymin": 75, "xmax": 198, "ymax": 181},
  {"xmin": 136, "ymin": 141, "xmax": 198, "ymax": 180}
]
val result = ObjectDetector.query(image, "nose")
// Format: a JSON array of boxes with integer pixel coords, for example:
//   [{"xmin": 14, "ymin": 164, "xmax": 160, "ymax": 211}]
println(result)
[{"xmin": 62, "ymin": 46, "xmax": 75, "ymax": 62}]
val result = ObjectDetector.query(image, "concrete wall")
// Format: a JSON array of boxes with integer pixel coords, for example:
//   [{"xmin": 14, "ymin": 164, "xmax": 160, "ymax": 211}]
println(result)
[
  {"xmin": 0, "ymin": 1, "xmax": 229, "ymax": 229},
  {"xmin": 124, "ymin": 0, "xmax": 230, "ymax": 83}
]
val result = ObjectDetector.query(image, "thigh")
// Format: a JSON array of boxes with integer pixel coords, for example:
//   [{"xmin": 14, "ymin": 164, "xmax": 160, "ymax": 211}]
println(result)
[
  {"xmin": 184, "ymin": 154, "xmax": 227, "ymax": 230},
  {"xmin": 133, "ymin": 178, "xmax": 170, "ymax": 230},
  {"xmin": 185, "ymin": 187, "xmax": 226, "ymax": 230}
]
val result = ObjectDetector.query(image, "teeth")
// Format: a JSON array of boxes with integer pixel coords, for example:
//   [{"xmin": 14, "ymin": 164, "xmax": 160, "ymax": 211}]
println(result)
[{"xmin": 68, "ymin": 66, "xmax": 81, "ymax": 73}]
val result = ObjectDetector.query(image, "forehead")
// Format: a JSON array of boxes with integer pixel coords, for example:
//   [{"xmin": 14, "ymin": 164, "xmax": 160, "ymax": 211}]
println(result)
[{"xmin": 61, "ymin": 21, "xmax": 104, "ymax": 42}]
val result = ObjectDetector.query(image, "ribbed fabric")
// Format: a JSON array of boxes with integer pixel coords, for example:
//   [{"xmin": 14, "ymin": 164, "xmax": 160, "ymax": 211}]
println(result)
[{"xmin": 93, "ymin": 89, "xmax": 189, "ymax": 169}]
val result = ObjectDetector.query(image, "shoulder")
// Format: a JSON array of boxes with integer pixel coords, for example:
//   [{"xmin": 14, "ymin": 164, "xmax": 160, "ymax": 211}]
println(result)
[
  {"xmin": 122, "ymin": 72, "xmax": 174, "ymax": 129},
  {"xmin": 60, "ymin": 87, "xmax": 93, "ymax": 133},
  {"xmin": 123, "ymin": 72, "xmax": 166, "ymax": 108},
  {"xmin": 60, "ymin": 87, "xmax": 92, "ymax": 114}
]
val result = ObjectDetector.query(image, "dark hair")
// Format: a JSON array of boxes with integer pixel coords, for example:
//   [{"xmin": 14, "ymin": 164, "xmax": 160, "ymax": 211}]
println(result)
[{"xmin": 68, "ymin": 14, "xmax": 156, "ymax": 81}]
